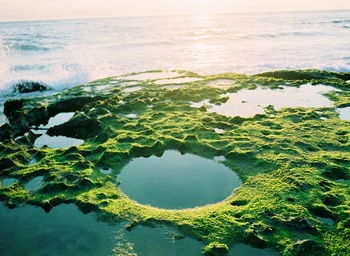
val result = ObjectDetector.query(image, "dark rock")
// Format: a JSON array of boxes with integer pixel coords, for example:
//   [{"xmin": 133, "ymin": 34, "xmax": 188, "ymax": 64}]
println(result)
[
  {"xmin": 78, "ymin": 177, "xmax": 95, "ymax": 187},
  {"xmin": 40, "ymin": 182, "xmax": 70, "ymax": 193},
  {"xmin": 323, "ymin": 165, "xmax": 349, "ymax": 180},
  {"xmin": 47, "ymin": 115, "xmax": 102, "ymax": 139},
  {"xmin": 26, "ymin": 106, "xmax": 49, "ymax": 127},
  {"xmin": 0, "ymin": 123, "xmax": 11, "ymax": 141},
  {"xmin": 74, "ymin": 160, "xmax": 92, "ymax": 170},
  {"xmin": 256, "ymin": 70, "xmax": 341, "ymax": 81},
  {"xmin": 284, "ymin": 216, "xmax": 318, "ymax": 234},
  {"xmin": 42, "ymin": 202, "xmax": 53, "ymax": 213},
  {"xmin": 244, "ymin": 230, "xmax": 267, "ymax": 248},
  {"xmin": 16, "ymin": 130, "xmax": 41, "ymax": 145},
  {"xmin": 323, "ymin": 194, "xmax": 343, "ymax": 207},
  {"xmin": 76, "ymin": 201, "xmax": 98, "ymax": 214},
  {"xmin": 337, "ymin": 72, "xmax": 350, "ymax": 81},
  {"xmin": 4, "ymin": 99, "xmax": 26, "ymax": 116},
  {"xmin": 41, "ymin": 196, "xmax": 66, "ymax": 213},
  {"xmin": 231, "ymin": 200, "xmax": 249, "ymax": 206},
  {"xmin": 4, "ymin": 101, "xmax": 48, "ymax": 136},
  {"xmin": 291, "ymin": 239, "xmax": 322, "ymax": 256},
  {"xmin": 343, "ymin": 218, "xmax": 350, "ymax": 228},
  {"xmin": 0, "ymin": 157, "xmax": 16, "ymax": 171},
  {"xmin": 13, "ymin": 82, "xmax": 47, "ymax": 93},
  {"xmin": 47, "ymin": 96, "xmax": 106, "ymax": 115},
  {"xmin": 309, "ymin": 205, "xmax": 333, "ymax": 218}
]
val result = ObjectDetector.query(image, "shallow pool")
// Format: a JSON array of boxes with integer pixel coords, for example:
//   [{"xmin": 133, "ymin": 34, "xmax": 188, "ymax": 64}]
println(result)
[
  {"xmin": 337, "ymin": 107, "xmax": 350, "ymax": 121},
  {"xmin": 228, "ymin": 243, "xmax": 280, "ymax": 256},
  {"xmin": 114, "ymin": 225, "xmax": 203, "ymax": 256},
  {"xmin": 34, "ymin": 134, "xmax": 84, "ymax": 149},
  {"xmin": 154, "ymin": 77, "xmax": 203, "ymax": 85},
  {"xmin": 120, "ymin": 71, "xmax": 181, "ymax": 81},
  {"xmin": 0, "ymin": 203, "xmax": 118, "ymax": 256},
  {"xmin": 124, "ymin": 86, "xmax": 144, "ymax": 93},
  {"xmin": 1, "ymin": 178, "xmax": 18, "ymax": 187},
  {"xmin": 118, "ymin": 150, "xmax": 242, "ymax": 209},
  {"xmin": 0, "ymin": 203, "xmax": 203, "ymax": 256},
  {"xmin": 39, "ymin": 112, "xmax": 75, "ymax": 129},
  {"xmin": 192, "ymin": 84, "xmax": 336, "ymax": 117},
  {"xmin": 24, "ymin": 176, "xmax": 44, "ymax": 191}
]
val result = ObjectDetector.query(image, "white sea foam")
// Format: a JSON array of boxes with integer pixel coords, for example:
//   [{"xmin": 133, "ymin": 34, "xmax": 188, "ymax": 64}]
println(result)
[{"xmin": 0, "ymin": 10, "xmax": 349, "ymax": 97}]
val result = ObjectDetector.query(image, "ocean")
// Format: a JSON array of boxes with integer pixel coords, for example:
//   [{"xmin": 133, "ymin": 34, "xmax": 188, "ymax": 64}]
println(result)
[{"xmin": 0, "ymin": 10, "xmax": 349, "ymax": 97}]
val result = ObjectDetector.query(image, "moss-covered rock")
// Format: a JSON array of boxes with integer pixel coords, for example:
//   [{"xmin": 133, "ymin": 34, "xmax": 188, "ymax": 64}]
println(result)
[{"xmin": 1, "ymin": 69, "xmax": 350, "ymax": 255}]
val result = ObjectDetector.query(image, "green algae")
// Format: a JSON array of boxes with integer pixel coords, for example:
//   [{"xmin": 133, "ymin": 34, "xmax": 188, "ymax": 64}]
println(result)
[{"xmin": 0, "ymin": 69, "xmax": 350, "ymax": 255}]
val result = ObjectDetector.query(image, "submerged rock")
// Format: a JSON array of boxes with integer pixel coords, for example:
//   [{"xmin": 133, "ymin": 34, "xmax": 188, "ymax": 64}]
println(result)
[{"xmin": 13, "ymin": 82, "xmax": 47, "ymax": 93}]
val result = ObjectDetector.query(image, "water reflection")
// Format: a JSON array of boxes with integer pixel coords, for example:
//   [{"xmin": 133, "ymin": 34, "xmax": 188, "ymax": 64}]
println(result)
[
  {"xmin": 120, "ymin": 71, "xmax": 181, "ymax": 81},
  {"xmin": 39, "ymin": 112, "xmax": 75, "ymax": 129},
  {"xmin": 0, "ymin": 203, "xmax": 204, "ymax": 256},
  {"xmin": 1, "ymin": 178, "xmax": 17, "ymax": 187},
  {"xmin": 193, "ymin": 84, "xmax": 336, "ymax": 117},
  {"xmin": 34, "ymin": 134, "xmax": 84, "ymax": 148},
  {"xmin": 0, "ymin": 203, "xmax": 117, "ymax": 256},
  {"xmin": 228, "ymin": 243, "xmax": 279, "ymax": 256},
  {"xmin": 337, "ymin": 107, "xmax": 350, "ymax": 121},
  {"xmin": 154, "ymin": 77, "xmax": 203, "ymax": 85},
  {"xmin": 24, "ymin": 176, "xmax": 44, "ymax": 191},
  {"xmin": 118, "ymin": 150, "xmax": 241, "ymax": 209}
]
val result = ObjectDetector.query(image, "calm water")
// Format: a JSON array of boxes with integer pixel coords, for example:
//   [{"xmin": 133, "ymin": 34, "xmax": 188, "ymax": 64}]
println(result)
[
  {"xmin": 228, "ymin": 244, "xmax": 279, "ymax": 256},
  {"xmin": 24, "ymin": 176, "xmax": 44, "ymax": 191},
  {"xmin": 192, "ymin": 84, "xmax": 336, "ymax": 117},
  {"xmin": 118, "ymin": 150, "xmax": 242, "ymax": 209},
  {"xmin": 31, "ymin": 111, "xmax": 85, "ymax": 148},
  {"xmin": 117, "ymin": 225, "xmax": 203, "ymax": 256},
  {"xmin": 39, "ymin": 112, "xmax": 75, "ymax": 128},
  {"xmin": 34, "ymin": 134, "xmax": 84, "ymax": 148},
  {"xmin": 0, "ymin": 204, "xmax": 118, "ymax": 256},
  {"xmin": 0, "ymin": 203, "xmax": 203, "ymax": 256},
  {"xmin": 338, "ymin": 107, "xmax": 350, "ymax": 121},
  {"xmin": 1, "ymin": 178, "xmax": 17, "ymax": 187},
  {"xmin": 0, "ymin": 10, "xmax": 350, "ymax": 96}
]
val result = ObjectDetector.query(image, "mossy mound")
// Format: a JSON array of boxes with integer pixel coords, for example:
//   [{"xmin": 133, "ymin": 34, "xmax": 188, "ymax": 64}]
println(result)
[{"xmin": 0, "ymin": 69, "xmax": 350, "ymax": 255}]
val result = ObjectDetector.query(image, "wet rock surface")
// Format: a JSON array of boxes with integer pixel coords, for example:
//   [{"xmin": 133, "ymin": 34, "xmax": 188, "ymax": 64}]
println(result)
[
  {"xmin": 13, "ymin": 81, "xmax": 47, "ymax": 93},
  {"xmin": 0, "ymin": 69, "xmax": 350, "ymax": 255}
]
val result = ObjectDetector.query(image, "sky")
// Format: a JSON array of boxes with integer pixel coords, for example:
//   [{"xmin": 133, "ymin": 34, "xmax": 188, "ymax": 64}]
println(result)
[{"xmin": 0, "ymin": 0, "xmax": 349, "ymax": 22}]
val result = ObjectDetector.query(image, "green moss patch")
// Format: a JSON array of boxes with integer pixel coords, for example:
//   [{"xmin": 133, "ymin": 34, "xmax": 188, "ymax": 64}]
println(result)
[{"xmin": 0, "ymin": 69, "xmax": 350, "ymax": 255}]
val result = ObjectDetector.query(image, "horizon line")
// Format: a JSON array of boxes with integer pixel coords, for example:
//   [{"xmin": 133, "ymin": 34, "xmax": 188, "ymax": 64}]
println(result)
[{"xmin": 0, "ymin": 8, "xmax": 349, "ymax": 24}]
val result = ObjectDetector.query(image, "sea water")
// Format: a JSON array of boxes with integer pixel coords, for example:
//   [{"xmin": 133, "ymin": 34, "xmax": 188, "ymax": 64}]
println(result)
[
  {"xmin": 0, "ymin": 10, "xmax": 350, "ymax": 95},
  {"xmin": 1, "ymin": 10, "xmax": 350, "ymax": 124}
]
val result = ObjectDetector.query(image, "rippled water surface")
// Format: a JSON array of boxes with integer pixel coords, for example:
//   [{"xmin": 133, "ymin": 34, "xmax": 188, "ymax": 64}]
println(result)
[{"xmin": 0, "ymin": 10, "xmax": 350, "ymax": 95}]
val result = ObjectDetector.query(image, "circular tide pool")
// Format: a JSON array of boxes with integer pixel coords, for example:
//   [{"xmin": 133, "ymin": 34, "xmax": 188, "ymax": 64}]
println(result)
[{"xmin": 118, "ymin": 150, "xmax": 242, "ymax": 209}]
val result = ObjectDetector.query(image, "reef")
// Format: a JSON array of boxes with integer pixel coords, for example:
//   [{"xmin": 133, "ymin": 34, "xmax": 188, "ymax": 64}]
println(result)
[{"xmin": 0, "ymin": 69, "xmax": 350, "ymax": 255}]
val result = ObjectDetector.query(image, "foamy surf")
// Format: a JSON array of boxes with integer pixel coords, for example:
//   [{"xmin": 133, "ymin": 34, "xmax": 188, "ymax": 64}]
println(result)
[{"xmin": 0, "ymin": 10, "xmax": 349, "ymax": 97}]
